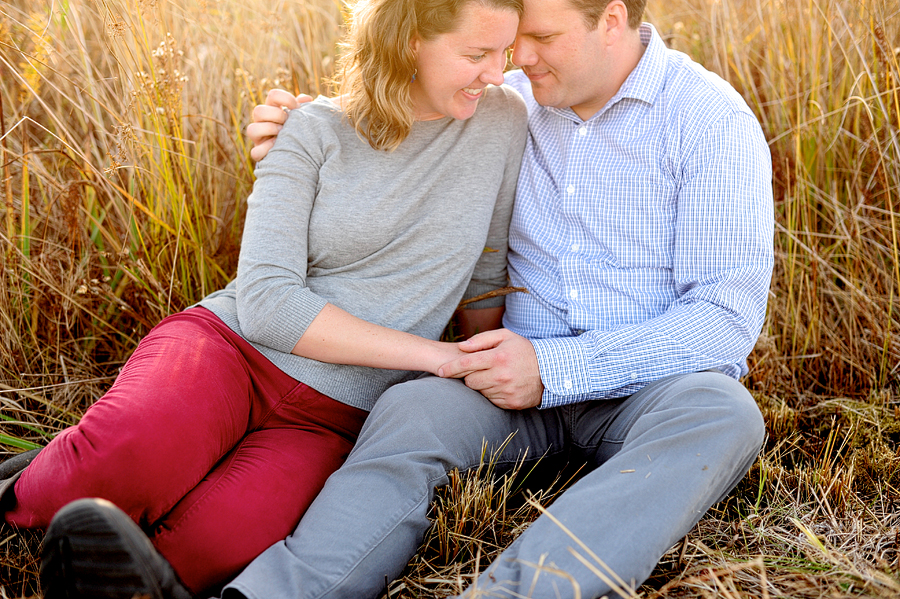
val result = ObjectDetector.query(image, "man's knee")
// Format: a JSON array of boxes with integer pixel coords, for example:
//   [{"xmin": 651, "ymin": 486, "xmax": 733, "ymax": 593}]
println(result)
[
  {"xmin": 683, "ymin": 373, "xmax": 766, "ymax": 502},
  {"xmin": 705, "ymin": 373, "xmax": 764, "ymax": 448},
  {"xmin": 362, "ymin": 377, "xmax": 486, "ymax": 447},
  {"xmin": 644, "ymin": 371, "xmax": 765, "ymax": 452},
  {"xmin": 676, "ymin": 372, "xmax": 766, "ymax": 463}
]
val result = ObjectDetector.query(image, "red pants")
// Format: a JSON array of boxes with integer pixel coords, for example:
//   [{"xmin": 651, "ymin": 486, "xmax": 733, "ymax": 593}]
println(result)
[{"xmin": 6, "ymin": 307, "xmax": 367, "ymax": 593}]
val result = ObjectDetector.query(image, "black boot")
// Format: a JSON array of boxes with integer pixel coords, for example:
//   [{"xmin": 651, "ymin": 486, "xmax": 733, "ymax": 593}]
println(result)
[
  {"xmin": 0, "ymin": 447, "xmax": 42, "ymax": 513},
  {"xmin": 40, "ymin": 498, "xmax": 194, "ymax": 599}
]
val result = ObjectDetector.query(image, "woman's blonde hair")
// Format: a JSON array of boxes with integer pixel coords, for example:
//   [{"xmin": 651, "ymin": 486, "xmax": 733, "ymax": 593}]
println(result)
[{"xmin": 332, "ymin": 0, "xmax": 523, "ymax": 151}]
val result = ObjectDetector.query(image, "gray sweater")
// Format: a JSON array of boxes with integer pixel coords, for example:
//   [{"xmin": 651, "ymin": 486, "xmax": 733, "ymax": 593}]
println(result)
[{"xmin": 199, "ymin": 85, "xmax": 527, "ymax": 411}]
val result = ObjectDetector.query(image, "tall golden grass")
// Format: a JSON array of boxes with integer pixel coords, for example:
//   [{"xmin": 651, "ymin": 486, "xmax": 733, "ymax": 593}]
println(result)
[
  {"xmin": 1, "ymin": 0, "xmax": 343, "ymax": 440},
  {"xmin": 651, "ymin": 0, "xmax": 900, "ymax": 399},
  {"xmin": 1, "ymin": 0, "xmax": 899, "ymax": 596}
]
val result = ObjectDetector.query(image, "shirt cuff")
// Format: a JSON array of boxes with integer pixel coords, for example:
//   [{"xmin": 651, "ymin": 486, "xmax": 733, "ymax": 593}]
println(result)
[{"xmin": 531, "ymin": 336, "xmax": 596, "ymax": 408}]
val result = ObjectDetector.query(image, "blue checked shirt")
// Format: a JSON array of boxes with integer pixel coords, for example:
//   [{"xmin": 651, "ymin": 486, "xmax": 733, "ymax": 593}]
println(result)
[{"xmin": 503, "ymin": 24, "xmax": 774, "ymax": 408}]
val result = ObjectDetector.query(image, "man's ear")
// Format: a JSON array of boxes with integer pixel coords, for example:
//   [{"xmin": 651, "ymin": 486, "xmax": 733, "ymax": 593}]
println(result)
[{"xmin": 603, "ymin": 0, "xmax": 629, "ymax": 39}]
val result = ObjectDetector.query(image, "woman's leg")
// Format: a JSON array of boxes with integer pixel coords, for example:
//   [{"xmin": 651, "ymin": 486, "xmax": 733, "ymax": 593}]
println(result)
[
  {"xmin": 5, "ymin": 308, "xmax": 295, "ymax": 531},
  {"xmin": 150, "ymin": 388, "xmax": 366, "ymax": 594}
]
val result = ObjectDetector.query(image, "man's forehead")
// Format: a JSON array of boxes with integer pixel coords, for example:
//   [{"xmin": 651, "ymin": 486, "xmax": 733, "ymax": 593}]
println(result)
[{"xmin": 521, "ymin": 0, "xmax": 578, "ymax": 22}]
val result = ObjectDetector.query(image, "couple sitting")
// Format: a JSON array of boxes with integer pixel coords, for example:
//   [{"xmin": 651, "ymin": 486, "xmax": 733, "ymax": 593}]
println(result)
[{"xmin": 0, "ymin": 0, "xmax": 774, "ymax": 597}]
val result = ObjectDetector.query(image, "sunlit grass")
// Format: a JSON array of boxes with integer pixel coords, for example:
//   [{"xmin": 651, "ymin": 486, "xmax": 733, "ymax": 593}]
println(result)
[{"xmin": 2, "ymin": 0, "xmax": 900, "ymax": 596}]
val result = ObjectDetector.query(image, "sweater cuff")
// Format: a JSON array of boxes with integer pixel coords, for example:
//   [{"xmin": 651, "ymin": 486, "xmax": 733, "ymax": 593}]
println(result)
[{"xmin": 255, "ymin": 287, "xmax": 329, "ymax": 353}]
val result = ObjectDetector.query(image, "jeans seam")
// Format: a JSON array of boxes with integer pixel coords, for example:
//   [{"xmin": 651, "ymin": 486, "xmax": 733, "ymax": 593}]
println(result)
[
  {"xmin": 150, "ymin": 437, "xmax": 248, "ymax": 541},
  {"xmin": 251, "ymin": 383, "xmax": 311, "ymax": 432},
  {"xmin": 310, "ymin": 470, "xmax": 448, "ymax": 599}
]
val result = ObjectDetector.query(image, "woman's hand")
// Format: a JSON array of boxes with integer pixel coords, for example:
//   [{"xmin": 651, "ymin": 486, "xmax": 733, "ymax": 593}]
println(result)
[
  {"xmin": 247, "ymin": 89, "xmax": 313, "ymax": 162},
  {"xmin": 427, "ymin": 341, "xmax": 469, "ymax": 375}
]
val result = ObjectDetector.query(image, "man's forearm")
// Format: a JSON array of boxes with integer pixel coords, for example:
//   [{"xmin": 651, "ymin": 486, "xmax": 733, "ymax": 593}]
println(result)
[{"xmin": 531, "ymin": 283, "xmax": 770, "ymax": 408}]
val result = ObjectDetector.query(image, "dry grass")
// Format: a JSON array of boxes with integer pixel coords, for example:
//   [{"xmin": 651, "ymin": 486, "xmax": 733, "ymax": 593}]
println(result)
[{"xmin": 2, "ymin": 0, "xmax": 900, "ymax": 596}]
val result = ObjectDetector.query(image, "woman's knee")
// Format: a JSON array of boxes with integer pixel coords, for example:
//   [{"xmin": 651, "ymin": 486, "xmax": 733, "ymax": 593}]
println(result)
[{"xmin": 128, "ymin": 311, "xmax": 240, "ymax": 378}]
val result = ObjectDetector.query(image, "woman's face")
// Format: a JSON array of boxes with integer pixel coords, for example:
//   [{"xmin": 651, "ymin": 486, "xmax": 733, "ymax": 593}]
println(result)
[{"xmin": 410, "ymin": 3, "xmax": 519, "ymax": 121}]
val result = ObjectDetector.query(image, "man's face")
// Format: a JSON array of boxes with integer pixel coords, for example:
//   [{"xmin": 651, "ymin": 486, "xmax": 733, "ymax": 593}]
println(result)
[{"xmin": 511, "ymin": 0, "xmax": 612, "ymax": 120}]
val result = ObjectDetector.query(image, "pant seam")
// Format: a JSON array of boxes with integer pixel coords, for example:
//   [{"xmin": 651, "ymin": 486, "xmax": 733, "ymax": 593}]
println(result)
[{"xmin": 311, "ymin": 470, "xmax": 448, "ymax": 599}]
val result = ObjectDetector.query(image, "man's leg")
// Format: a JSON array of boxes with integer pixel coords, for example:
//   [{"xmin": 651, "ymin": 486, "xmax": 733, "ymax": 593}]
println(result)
[
  {"xmin": 224, "ymin": 376, "xmax": 566, "ymax": 599},
  {"xmin": 462, "ymin": 371, "xmax": 765, "ymax": 599}
]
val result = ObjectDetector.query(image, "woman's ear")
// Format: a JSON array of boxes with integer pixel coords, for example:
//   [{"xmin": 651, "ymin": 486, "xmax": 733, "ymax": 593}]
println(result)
[{"xmin": 409, "ymin": 34, "xmax": 421, "ymax": 55}]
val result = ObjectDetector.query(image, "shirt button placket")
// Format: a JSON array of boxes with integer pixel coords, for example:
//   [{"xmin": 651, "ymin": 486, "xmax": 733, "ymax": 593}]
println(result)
[{"xmin": 564, "ymin": 121, "xmax": 585, "ymax": 325}]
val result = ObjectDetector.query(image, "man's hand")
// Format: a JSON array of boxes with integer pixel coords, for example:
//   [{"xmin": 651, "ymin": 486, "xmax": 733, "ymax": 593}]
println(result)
[
  {"xmin": 247, "ymin": 89, "xmax": 313, "ymax": 162},
  {"xmin": 438, "ymin": 329, "xmax": 544, "ymax": 410}
]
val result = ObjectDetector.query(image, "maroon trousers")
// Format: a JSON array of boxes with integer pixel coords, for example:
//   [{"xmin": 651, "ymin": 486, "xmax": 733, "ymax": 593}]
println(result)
[{"xmin": 6, "ymin": 307, "xmax": 367, "ymax": 593}]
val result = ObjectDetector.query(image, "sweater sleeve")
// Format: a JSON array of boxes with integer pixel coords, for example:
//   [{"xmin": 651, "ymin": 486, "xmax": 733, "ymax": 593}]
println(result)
[
  {"xmin": 234, "ymin": 109, "xmax": 332, "ymax": 352},
  {"xmin": 462, "ymin": 87, "xmax": 528, "ymax": 309}
]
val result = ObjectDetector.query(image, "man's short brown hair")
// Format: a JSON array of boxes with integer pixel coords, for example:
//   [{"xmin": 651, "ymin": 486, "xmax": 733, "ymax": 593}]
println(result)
[{"xmin": 568, "ymin": 0, "xmax": 646, "ymax": 30}]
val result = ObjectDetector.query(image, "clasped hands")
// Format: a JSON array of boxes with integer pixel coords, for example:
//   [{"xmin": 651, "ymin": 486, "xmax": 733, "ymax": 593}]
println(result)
[{"xmin": 438, "ymin": 328, "xmax": 544, "ymax": 410}]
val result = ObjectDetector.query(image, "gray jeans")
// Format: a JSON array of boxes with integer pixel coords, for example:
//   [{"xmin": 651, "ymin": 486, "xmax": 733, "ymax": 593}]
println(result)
[{"xmin": 224, "ymin": 371, "xmax": 765, "ymax": 599}]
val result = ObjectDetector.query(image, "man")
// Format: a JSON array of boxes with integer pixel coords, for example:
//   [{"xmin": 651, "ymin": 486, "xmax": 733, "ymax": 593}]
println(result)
[{"xmin": 231, "ymin": 0, "xmax": 773, "ymax": 597}]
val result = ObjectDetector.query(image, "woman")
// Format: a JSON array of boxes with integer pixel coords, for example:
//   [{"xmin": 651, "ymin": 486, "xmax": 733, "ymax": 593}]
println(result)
[{"xmin": 0, "ymin": 0, "xmax": 527, "ymax": 595}]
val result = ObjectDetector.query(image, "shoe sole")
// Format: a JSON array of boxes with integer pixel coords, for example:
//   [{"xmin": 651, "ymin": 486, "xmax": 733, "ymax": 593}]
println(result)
[{"xmin": 41, "ymin": 498, "xmax": 165, "ymax": 599}]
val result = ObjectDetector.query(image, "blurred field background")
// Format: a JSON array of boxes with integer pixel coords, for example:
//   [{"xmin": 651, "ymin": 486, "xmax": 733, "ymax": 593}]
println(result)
[{"xmin": 1, "ymin": 0, "xmax": 899, "ymax": 596}]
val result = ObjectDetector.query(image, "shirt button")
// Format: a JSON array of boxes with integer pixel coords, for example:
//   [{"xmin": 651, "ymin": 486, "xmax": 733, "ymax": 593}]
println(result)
[
  {"xmin": 629, "ymin": 372, "xmax": 637, "ymax": 380},
  {"xmin": 578, "ymin": 127, "xmax": 587, "ymax": 136},
  {"xmin": 569, "ymin": 288, "xmax": 578, "ymax": 300},
  {"xmin": 566, "ymin": 185, "xmax": 575, "ymax": 195},
  {"xmin": 571, "ymin": 243, "xmax": 579, "ymax": 252},
  {"xmin": 564, "ymin": 380, "xmax": 573, "ymax": 390}
]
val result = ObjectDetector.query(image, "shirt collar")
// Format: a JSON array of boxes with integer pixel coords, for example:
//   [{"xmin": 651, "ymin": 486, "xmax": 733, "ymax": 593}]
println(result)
[{"xmin": 615, "ymin": 23, "xmax": 666, "ymax": 107}]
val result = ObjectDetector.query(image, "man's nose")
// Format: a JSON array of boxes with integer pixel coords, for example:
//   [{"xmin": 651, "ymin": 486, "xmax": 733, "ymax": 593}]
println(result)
[{"xmin": 511, "ymin": 38, "xmax": 537, "ymax": 67}]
